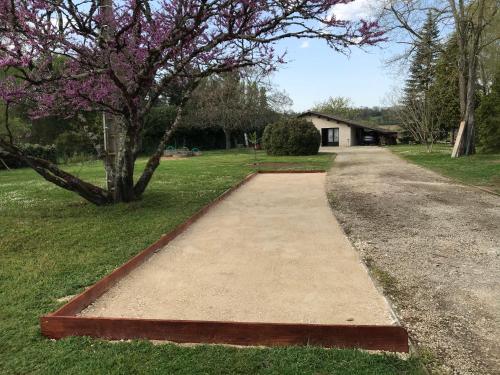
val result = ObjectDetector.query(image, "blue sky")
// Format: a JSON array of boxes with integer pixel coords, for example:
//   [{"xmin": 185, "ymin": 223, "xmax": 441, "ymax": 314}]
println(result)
[
  {"xmin": 271, "ymin": 39, "xmax": 402, "ymax": 111},
  {"xmin": 270, "ymin": 0, "xmax": 404, "ymax": 112}
]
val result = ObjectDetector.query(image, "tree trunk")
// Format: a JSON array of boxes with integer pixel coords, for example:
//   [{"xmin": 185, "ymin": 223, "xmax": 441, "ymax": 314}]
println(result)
[
  {"xmin": 463, "ymin": 59, "xmax": 477, "ymax": 156},
  {"xmin": 449, "ymin": 0, "xmax": 485, "ymax": 158},
  {"xmin": 133, "ymin": 106, "xmax": 184, "ymax": 197},
  {"xmin": 133, "ymin": 81, "xmax": 200, "ymax": 198},
  {"xmin": 0, "ymin": 103, "xmax": 111, "ymax": 205},
  {"xmin": 113, "ymin": 143, "xmax": 137, "ymax": 202},
  {"xmin": 224, "ymin": 129, "xmax": 231, "ymax": 149},
  {"xmin": 110, "ymin": 116, "xmax": 145, "ymax": 202},
  {"xmin": 0, "ymin": 145, "xmax": 111, "ymax": 205},
  {"xmin": 452, "ymin": 46, "xmax": 478, "ymax": 157}
]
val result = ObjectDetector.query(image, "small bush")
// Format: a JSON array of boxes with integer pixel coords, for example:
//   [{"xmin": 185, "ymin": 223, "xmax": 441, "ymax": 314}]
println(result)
[
  {"xmin": 54, "ymin": 131, "xmax": 95, "ymax": 161},
  {"xmin": 262, "ymin": 118, "xmax": 320, "ymax": 156},
  {"xmin": 21, "ymin": 144, "xmax": 58, "ymax": 162}
]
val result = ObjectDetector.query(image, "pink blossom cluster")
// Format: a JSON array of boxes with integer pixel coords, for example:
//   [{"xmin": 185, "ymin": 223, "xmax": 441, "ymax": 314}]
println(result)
[{"xmin": 0, "ymin": 0, "xmax": 384, "ymax": 120}]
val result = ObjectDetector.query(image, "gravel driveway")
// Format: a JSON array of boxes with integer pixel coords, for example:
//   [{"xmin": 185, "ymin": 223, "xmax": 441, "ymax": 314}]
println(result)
[{"xmin": 326, "ymin": 147, "xmax": 500, "ymax": 375}]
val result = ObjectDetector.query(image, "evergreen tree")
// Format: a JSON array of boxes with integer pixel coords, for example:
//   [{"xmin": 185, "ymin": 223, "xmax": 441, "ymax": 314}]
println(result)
[
  {"xmin": 477, "ymin": 68, "xmax": 500, "ymax": 153},
  {"xmin": 399, "ymin": 10, "xmax": 444, "ymax": 149},
  {"xmin": 428, "ymin": 36, "xmax": 461, "ymax": 136},
  {"xmin": 404, "ymin": 10, "xmax": 440, "ymax": 102}
]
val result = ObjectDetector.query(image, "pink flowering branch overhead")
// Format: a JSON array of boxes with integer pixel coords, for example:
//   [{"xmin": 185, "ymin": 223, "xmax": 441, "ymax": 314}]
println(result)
[{"xmin": 0, "ymin": 0, "xmax": 384, "ymax": 205}]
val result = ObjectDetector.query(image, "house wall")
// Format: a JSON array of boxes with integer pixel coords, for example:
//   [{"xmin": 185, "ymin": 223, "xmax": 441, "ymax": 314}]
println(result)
[{"xmin": 303, "ymin": 116, "xmax": 353, "ymax": 147}]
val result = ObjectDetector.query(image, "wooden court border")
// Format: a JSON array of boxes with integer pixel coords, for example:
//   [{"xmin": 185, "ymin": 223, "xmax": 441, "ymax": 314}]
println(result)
[{"xmin": 40, "ymin": 169, "xmax": 409, "ymax": 352}]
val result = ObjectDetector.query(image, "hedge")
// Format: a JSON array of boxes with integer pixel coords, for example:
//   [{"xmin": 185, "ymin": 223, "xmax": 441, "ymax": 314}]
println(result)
[{"xmin": 262, "ymin": 118, "xmax": 320, "ymax": 156}]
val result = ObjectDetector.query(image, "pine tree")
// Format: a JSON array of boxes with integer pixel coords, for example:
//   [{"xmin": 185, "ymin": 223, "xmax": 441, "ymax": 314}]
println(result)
[
  {"xmin": 399, "ymin": 10, "xmax": 443, "ymax": 150},
  {"xmin": 428, "ymin": 36, "xmax": 461, "ymax": 135},
  {"xmin": 404, "ymin": 11, "xmax": 440, "ymax": 102}
]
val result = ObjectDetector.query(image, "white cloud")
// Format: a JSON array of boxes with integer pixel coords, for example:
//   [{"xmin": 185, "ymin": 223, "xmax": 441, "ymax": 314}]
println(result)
[
  {"xmin": 328, "ymin": 0, "xmax": 377, "ymax": 21},
  {"xmin": 300, "ymin": 40, "xmax": 310, "ymax": 48}
]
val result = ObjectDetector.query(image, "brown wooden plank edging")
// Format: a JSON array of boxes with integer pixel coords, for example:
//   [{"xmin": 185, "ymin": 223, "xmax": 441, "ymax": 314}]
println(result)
[
  {"xmin": 258, "ymin": 169, "xmax": 326, "ymax": 173},
  {"xmin": 40, "ymin": 316, "xmax": 409, "ymax": 352},
  {"xmin": 41, "ymin": 169, "xmax": 409, "ymax": 352}
]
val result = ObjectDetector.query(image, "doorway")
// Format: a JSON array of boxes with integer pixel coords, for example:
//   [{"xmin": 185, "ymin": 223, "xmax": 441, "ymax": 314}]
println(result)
[{"xmin": 321, "ymin": 128, "xmax": 339, "ymax": 146}]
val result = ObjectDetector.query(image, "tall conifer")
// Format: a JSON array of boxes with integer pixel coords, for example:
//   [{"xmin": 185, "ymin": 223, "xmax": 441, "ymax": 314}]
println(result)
[{"xmin": 404, "ymin": 11, "xmax": 440, "ymax": 102}]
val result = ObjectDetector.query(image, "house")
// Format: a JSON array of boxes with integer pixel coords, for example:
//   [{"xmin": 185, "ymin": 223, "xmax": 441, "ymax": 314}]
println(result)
[{"xmin": 298, "ymin": 111, "xmax": 398, "ymax": 147}]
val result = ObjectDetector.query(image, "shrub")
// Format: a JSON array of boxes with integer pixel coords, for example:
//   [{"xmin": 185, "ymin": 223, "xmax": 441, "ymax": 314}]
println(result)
[
  {"xmin": 262, "ymin": 118, "xmax": 320, "ymax": 156},
  {"xmin": 54, "ymin": 131, "xmax": 95, "ymax": 160},
  {"xmin": 21, "ymin": 144, "xmax": 58, "ymax": 162}
]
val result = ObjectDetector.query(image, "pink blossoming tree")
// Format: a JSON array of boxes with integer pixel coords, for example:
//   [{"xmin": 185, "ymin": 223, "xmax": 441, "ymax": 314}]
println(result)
[{"xmin": 0, "ymin": 0, "xmax": 383, "ymax": 205}]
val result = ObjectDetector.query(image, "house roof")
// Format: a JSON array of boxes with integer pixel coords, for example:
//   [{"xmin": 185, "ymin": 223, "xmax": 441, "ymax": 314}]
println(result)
[{"xmin": 298, "ymin": 111, "xmax": 398, "ymax": 135}]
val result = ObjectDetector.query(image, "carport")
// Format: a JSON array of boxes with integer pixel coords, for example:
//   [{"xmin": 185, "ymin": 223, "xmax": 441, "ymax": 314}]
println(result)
[{"xmin": 351, "ymin": 124, "xmax": 398, "ymax": 146}]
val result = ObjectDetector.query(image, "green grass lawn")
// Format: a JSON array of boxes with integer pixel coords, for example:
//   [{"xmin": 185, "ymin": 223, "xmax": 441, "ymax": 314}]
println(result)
[
  {"xmin": 389, "ymin": 144, "xmax": 500, "ymax": 194},
  {"xmin": 0, "ymin": 150, "xmax": 423, "ymax": 374}
]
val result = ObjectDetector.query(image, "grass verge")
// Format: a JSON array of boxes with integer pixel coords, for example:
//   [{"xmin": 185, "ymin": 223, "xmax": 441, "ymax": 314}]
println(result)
[
  {"xmin": 0, "ymin": 149, "xmax": 423, "ymax": 374},
  {"xmin": 389, "ymin": 144, "xmax": 500, "ymax": 194}
]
